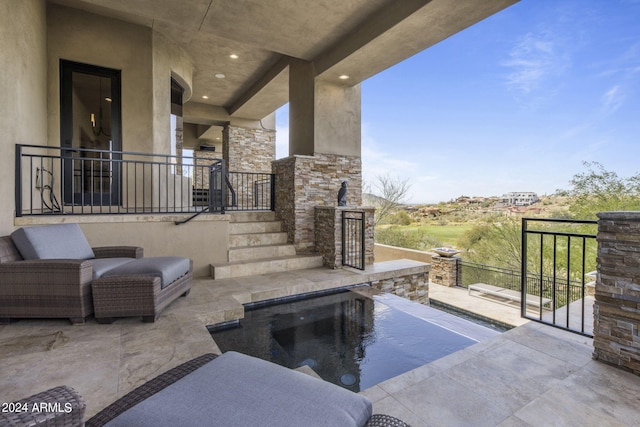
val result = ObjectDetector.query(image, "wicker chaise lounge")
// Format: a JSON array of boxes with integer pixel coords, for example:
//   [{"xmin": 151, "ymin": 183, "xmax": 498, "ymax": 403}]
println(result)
[
  {"xmin": 0, "ymin": 223, "xmax": 192, "ymax": 324},
  {"xmin": 0, "ymin": 226, "xmax": 142, "ymax": 324},
  {"xmin": 2, "ymin": 353, "xmax": 410, "ymax": 427}
]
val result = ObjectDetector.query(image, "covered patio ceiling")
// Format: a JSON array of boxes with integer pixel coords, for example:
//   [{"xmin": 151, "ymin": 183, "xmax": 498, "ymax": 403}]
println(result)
[{"xmin": 49, "ymin": 0, "xmax": 519, "ymax": 121}]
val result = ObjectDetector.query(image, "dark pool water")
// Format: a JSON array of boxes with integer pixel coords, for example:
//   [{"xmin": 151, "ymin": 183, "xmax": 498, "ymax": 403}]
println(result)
[{"xmin": 209, "ymin": 288, "xmax": 499, "ymax": 392}]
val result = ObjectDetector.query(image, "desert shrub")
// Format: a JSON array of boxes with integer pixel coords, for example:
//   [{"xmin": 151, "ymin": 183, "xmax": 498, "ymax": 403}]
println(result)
[{"xmin": 387, "ymin": 210, "xmax": 413, "ymax": 226}]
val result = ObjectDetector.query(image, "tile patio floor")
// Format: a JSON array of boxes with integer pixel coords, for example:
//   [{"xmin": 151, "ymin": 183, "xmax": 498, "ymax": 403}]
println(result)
[{"xmin": 1, "ymin": 260, "xmax": 639, "ymax": 426}]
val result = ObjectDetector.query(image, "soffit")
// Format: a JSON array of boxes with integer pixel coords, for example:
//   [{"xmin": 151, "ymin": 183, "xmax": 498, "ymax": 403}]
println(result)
[{"xmin": 48, "ymin": 0, "xmax": 519, "ymax": 121}]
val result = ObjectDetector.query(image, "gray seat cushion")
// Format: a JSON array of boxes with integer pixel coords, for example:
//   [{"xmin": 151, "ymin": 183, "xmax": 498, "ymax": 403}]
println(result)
[
  {"xmin": 11, "ymin": 223, "xmax": 95, "ymax": 260},
  {"xmin": 91, "ymin": 258, "xmax": 137, "ymax": 280},
  {"xmin": 101, "ymin": 256, "xmax": 190, "ymax": 288},
  {"xmin": 104, "ymin": 351, "xmax": 372, "ymax": 427}
]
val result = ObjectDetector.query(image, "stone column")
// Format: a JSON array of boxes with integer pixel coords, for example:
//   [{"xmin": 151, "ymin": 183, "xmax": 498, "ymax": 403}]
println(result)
[
  {"xmin": 273, "ymin": 155, "xmax": 362, "ymax": 252},
  {"xmin": 430, "ymin": 255, "xmax": 459, "ymax": 287},
  {"xmin": 314, "ymin": 206, "xmax": 374, "ymax": 268},
  {"xmin": 223, "ymin": 125, "xmax": 275, "ymax": 173},
  {"xmin": 593, "ymin": 211, "xmax": 640, "ymax": 375},
  {"xmin": 276, "ymin": 65, "xmax": 363, "ymax": 252}
]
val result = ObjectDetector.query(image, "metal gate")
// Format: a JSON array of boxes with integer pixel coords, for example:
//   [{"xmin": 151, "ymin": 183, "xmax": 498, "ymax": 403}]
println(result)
[
  {"xmin": 521, "ymin": 218, "xmax": 597, "ymax": 337},
  {"xmin": 342, "ymin": 210, "xmax": 365, "ymax": 270}
]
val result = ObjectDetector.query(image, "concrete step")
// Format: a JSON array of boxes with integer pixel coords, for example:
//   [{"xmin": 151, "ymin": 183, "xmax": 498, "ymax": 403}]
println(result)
[
  {"xmin": 229, "ymin": 211, "xmax": 276, "ymax": 222},
  {"xmin": 230, "ymin": 232, "xmax": 288, "ymax": 247},
  {"xmin": 230, "ymin": 220, "xmax": 282, "ymax": 234},
  {"xmin": 211, "ymin": 254, "xmax": 324, "ymax": 280},
  {"xmin": 229, "ymin": 244, "xmax": 297, "ymax": 262}
]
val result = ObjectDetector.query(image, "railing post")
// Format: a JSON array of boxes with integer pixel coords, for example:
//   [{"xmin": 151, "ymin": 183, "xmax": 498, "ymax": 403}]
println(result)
[
  {"xmin": 15, "ymin": 145, "xmax": 22, "ymax": 217},
  {"xmin": 270, "ymin": 174, "xmax": 276, "ymax": 211},
  {"xmin": 520, "ymin": 217, "xmax": 527, "ymax": 318}
]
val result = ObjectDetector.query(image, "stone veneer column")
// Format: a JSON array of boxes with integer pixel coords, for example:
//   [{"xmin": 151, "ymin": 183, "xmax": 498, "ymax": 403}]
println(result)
[
  {"xmin": 593, "ymin": 211, "xmax": 640, "ymax": 375},
  {"xmin": 273, "ymin": 154, "xmax": 362, "ymax": 252},
  {"xmin": 430, "ymin": 255, "xmax": 460, "ymax": 287},
  {"xmin": 193, "ymin": 149, "xmax": 222, "ymax": 189},
  {"xmin": 314, "ymin": 206, "xmax": 374, "ymax": 268},
  {"xmin": 223, "ymin": 125, "xmax": 275, "ymax": 173}
]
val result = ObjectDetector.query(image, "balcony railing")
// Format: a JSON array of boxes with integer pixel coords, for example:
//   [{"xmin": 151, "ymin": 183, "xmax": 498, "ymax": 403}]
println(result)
[
  {"xmin": 456, "ymin": 217, "xmax": 597, "ymax": 337},
  {"xmin": 521, "ymin": 217, "xmax": 597, "ymax": 336},
  {"xmin": 15, "ymin": 144, "xmax": 274, "ymax": 217}
]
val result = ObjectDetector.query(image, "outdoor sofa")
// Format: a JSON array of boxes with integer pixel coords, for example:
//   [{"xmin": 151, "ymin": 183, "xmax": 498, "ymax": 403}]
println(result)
[
  {"xmin": 2, "ymin": 352, "xmax": 410, "ymax": 427},
  {"xmin": 0, "ymin": 223, "xmax": 192, "ymax": 324}
]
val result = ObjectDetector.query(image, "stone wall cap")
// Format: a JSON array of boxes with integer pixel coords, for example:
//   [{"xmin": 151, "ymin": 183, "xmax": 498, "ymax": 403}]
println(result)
[
  {"xmin": 314, "ymin": 205, "xmax": 375, "ymax": 210},
  {"xmin": 597, "ymin": 211, "xmax": 640, "ymax": 220}
]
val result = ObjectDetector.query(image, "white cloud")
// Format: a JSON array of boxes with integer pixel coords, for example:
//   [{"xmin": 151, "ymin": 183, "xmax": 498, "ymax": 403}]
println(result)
[
  {"xmin": 502, "ymin": 30, "xmax": 570, "ymax": 102},
  {"xmin": 602, "ymin": 85, "xmax": 625, "ymax": 115}
]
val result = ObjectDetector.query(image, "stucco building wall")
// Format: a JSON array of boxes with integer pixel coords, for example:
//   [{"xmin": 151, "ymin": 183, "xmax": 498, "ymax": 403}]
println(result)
[{"xmin": 0, "ymin": 0, "xmax": 48, "ymax": 235}]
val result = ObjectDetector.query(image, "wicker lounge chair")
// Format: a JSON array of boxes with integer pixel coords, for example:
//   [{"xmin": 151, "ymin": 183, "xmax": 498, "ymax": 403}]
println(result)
[
  {"xmin": 0, "ymin": 353, "xmax": 409, "ymax": 427},
  {"xmin": 0, "ymin": 232, "xmax": 142, "ymax": 325},
  {"xmin": 0, "ymin": 385, "xmax": 86, "ymax": 427},
  {"xmin": 0, "ymin": 354, "xmax": 409, "ymax": 427},
  {"xmin": 87, "ymin": 353, "xmax": 410, "ymax": 427},
  {"xmin": 0, "ymin": 224, "xmax": 192, "ymax": 324}
]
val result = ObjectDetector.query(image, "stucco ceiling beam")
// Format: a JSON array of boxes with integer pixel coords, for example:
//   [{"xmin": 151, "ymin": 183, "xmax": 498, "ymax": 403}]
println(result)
[
  {"xmin": 316, "ymin": 0, "xmax": 519, "ymax": 85},
  {"xmin": 227, "ymin": 56, "xmax": 290, "ymax": 119},
  {"xmin": 313, "ymin": 0, "xmax": 432, "ymax": 79}
]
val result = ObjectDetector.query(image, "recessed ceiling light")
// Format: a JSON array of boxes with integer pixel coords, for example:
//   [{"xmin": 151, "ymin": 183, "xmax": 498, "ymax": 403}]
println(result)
[
  {"xmin": 229, "ymin": 54, "xmax": 239, "ymax": 59},
  {"xmin": 202, "ymin": 95, "xmax": 209, "ymax": 99},
  {"xmin": 214, "ymin": 73, "xmax": 226, "ymax": 79},
  {"xmin": 339, "ymin": 74, "xmax": 350, "ymax": 80}
]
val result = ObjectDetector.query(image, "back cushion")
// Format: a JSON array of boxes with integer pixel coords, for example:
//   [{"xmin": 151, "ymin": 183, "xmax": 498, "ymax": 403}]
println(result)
[
  {"xmin": 0, "ymin": 236, "xmax": 23, "ymax": 263},
  {"xmin": 11, "ymin": 224, "xmax": 95, "ymax": 260}
]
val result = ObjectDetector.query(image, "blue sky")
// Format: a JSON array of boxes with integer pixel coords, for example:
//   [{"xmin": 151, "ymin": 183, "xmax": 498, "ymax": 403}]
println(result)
[{"xmin": 276, "ymin": 0, "xmax": 640, "ymax": 204}]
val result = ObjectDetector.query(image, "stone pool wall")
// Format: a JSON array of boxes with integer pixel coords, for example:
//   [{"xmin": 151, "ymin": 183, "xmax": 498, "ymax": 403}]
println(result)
[{"xmin": 369, "ymin": 271, "xmax": 429, "ymax": 305}]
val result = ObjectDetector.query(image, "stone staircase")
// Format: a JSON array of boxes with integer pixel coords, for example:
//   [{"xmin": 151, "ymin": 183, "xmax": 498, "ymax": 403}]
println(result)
[{"xmin": 210, "ymin": 211, "xmax": 323, "ymax": 279}]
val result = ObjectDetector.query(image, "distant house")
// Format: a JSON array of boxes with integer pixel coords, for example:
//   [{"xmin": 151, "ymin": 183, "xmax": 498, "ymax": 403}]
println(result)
[{"xmin": 500, "ymin": 192, "xmax": 539, "ymax": 206}]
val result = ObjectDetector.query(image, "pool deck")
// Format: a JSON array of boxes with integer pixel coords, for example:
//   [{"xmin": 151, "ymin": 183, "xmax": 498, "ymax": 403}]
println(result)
[{"xmin": 1, "ymin": 260, "xmax": 639, "ymax": 425}]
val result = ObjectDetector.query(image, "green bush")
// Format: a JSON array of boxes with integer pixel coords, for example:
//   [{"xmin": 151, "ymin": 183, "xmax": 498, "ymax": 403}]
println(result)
[{"xmin": 387, "ymin": 210, "xmax": 413, "ymax": 226}]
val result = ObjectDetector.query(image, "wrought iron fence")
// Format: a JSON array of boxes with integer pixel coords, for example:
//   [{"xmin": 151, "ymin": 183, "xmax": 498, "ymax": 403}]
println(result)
[
  {"xmin": 342, "ymin": 210, "xmax": 365, "ymax": 270},
  {"xmin": 459, "ymin": 261, "xmax": 586, "ymax": 305},
  {"xmin": 15, "ymin": 144, "xmax": 274, "ymax": 216},
  {"xmin": 521, "ymin": 217, "xmax": 597, "ymax": 336},
  {"xmin": 225, "ymin": 172, "xmax": 275, "ymax": 211}
]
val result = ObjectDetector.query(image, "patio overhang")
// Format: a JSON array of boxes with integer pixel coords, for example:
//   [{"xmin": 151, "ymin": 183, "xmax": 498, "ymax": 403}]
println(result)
[{"xmin": 49, "ymin": 0, "xmax": 519, "ymax": 121}]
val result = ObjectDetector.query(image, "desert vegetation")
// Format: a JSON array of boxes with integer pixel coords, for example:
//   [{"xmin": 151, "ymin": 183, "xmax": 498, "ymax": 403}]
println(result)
[{"xmin": 372, "ymin": 162, "xmax": 638, "ymax": 276}]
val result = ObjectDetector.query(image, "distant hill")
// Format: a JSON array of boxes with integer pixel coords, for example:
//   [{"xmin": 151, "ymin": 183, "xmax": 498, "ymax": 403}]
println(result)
[{"xmin": 362, "ymin": 192, "xmax": 387, "ymax": 206}]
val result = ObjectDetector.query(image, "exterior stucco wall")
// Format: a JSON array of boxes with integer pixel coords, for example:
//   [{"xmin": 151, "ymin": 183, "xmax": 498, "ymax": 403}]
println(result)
[
  {"xmin": 13, "ymin": 216, "xmax": 230, "ymax": 277},
  {"xmin": 152, "ymin": 31, "xmax": 193, "ymax": 155},
  {"xmin": 79, "ymin": 219, "xmax": 228, "ymax": 278},
  {"xmin": 314, "ymin": 81, "xmax": 361, "ymax": 157},
  {"xmin": 374, "ymin": 244, "xmax": 434, "ymax": 264},
  {"xmin": 47, "ymin": 4, "xmax": 154, "ymax": 153},
  {"xmin": 0, "ymin": 0, "xmax": 47, "ymax": 235}
]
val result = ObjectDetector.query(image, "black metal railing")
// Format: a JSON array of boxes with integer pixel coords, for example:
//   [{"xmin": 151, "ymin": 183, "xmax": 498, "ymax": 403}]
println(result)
[
  {"xmin": 15, "ymin": 144, "xmax": 274, "ymax": 216},
  {"xmin": 342, "ymin": 210, "xmax": 365, "ymax": 270},
  {"xmin": 225, "ymin": 172, "xmax": 275, "ymax": 211},
  {"xmin": 459, "ymin": 261, "xmax": 587, "ymax": 307},
  {"xmin": 522, "ymin": 217, "xmax": 597, "ymax": 337}
]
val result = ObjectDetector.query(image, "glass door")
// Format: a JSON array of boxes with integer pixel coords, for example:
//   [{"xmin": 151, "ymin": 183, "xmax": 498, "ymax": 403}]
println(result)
[{"xmin": 60, "ymin": 60, "xmax": 122, "ymax": 205}]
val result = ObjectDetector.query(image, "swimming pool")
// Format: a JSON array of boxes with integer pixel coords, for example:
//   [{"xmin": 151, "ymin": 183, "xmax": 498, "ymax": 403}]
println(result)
[{"xmin": 209, "ymin": 286, "xmax": 500, "ymax": 392}]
